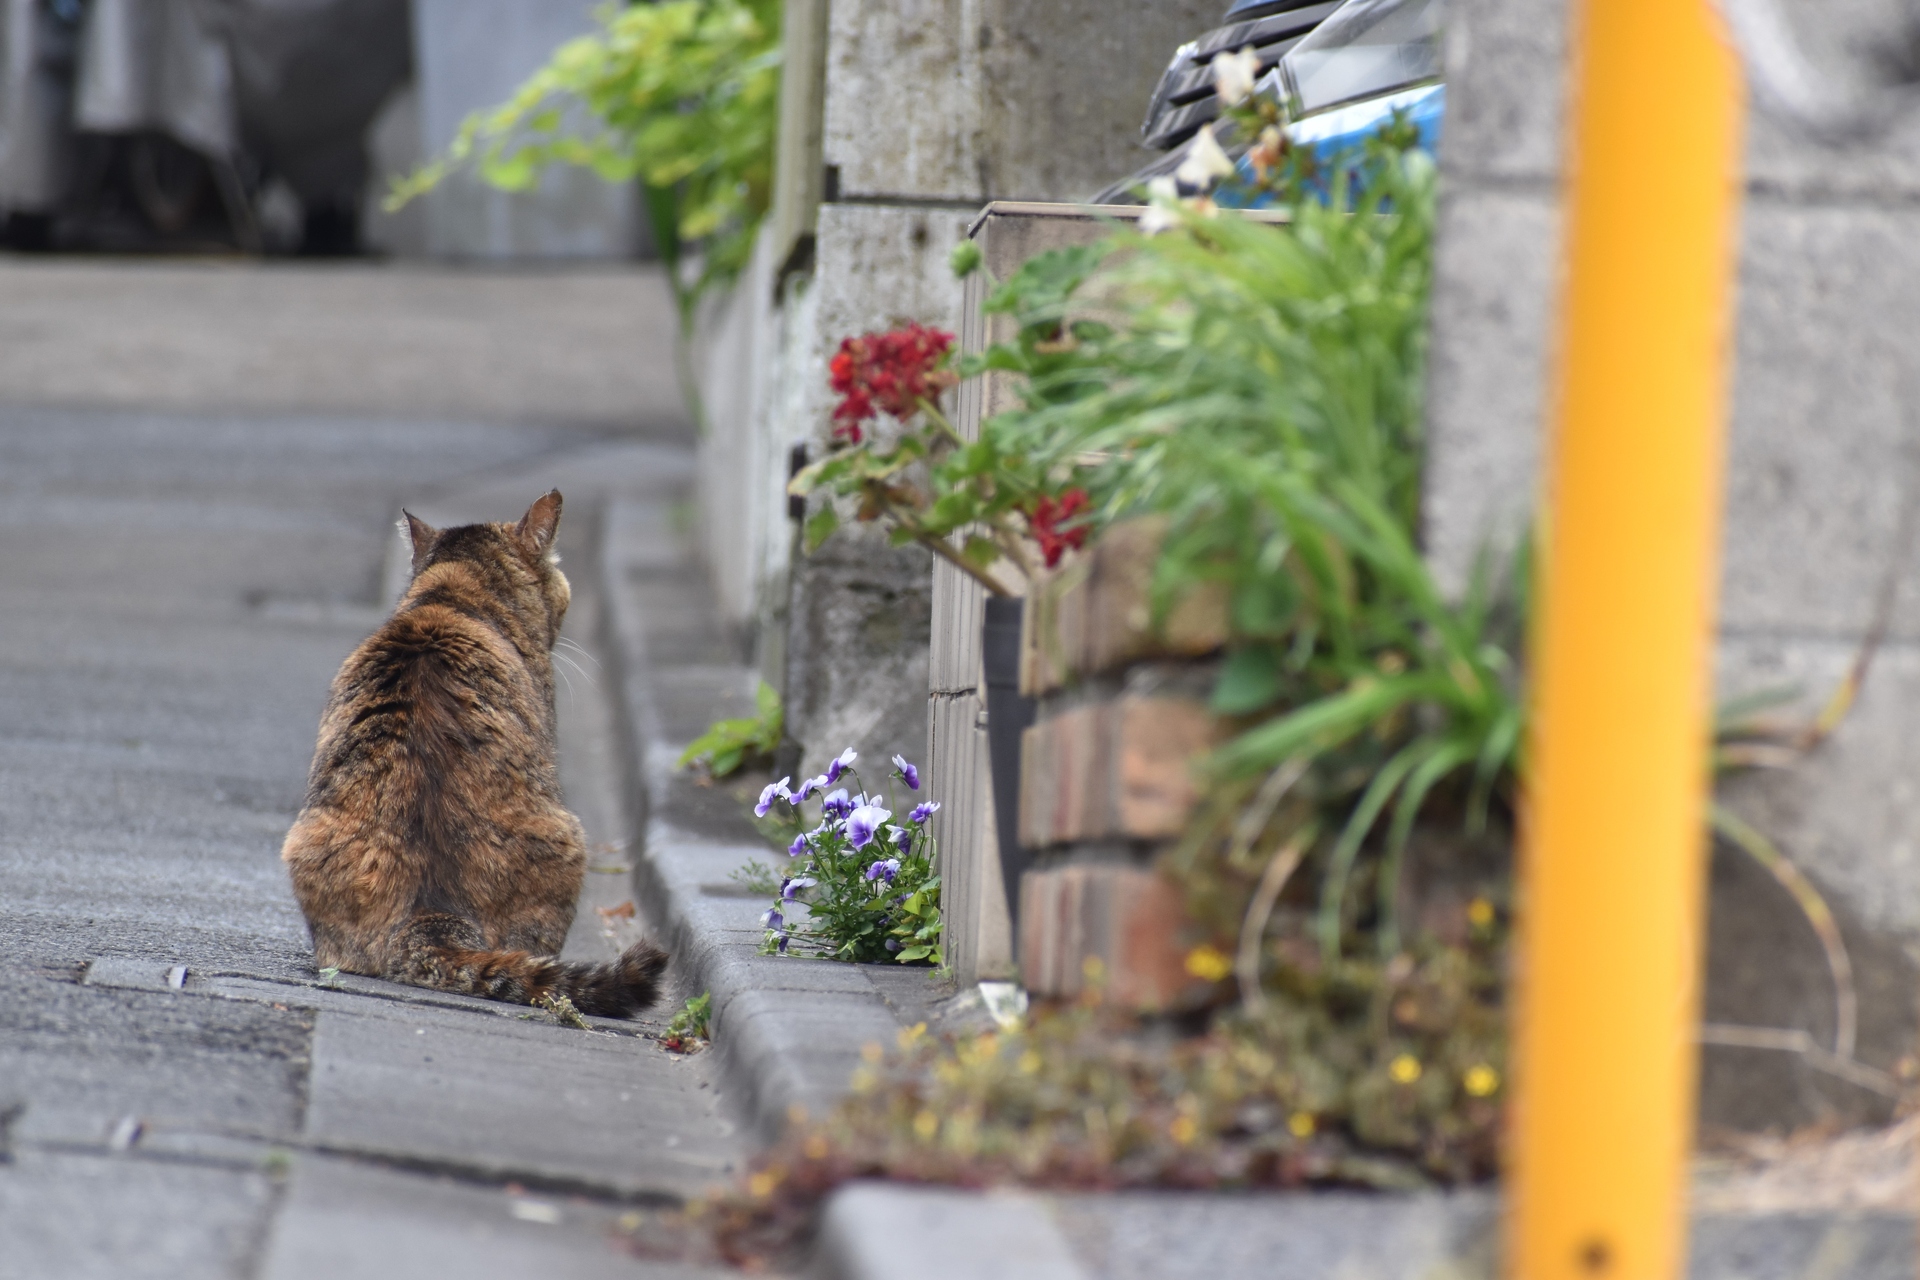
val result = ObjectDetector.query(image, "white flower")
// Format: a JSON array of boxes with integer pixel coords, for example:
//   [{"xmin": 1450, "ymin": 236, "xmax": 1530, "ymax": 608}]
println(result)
[
  {"xmin": 1212, "ymin": 46, "xmax": 1261, "ymax": 108},
  {"xmin": 1140, "ymin": 176, "xmax": 1181, "ymax": 235},
  {"xmin": 1175, "ymin": 125, "xmax": 1237, "ymax": 190}
]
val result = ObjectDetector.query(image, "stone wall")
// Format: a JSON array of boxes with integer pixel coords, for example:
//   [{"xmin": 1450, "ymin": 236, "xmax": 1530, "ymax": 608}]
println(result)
[{"xmin": 1424, "ymin": 0, "xmax": 1920, "ymax": 1127}]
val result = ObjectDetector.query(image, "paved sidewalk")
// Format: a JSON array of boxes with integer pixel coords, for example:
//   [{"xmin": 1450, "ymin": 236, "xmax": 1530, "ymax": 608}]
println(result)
[
  {"xmin": 0, "ymin": 257, "xmax": 682, "ymax": 428},
  {"xmin": 0, "ymin": 413, "xmax": 750, "ymax": 1280}
]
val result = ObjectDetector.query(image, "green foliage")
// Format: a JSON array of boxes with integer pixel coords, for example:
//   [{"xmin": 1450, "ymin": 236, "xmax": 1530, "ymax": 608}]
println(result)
[
  {"xmin": 678, "ymin": 681, "xmax": 783, "ymax": 779},
  {"xmin": 663, "ymin": 991, "xmax": 713, "ymax": 1052},
  {"xmin": 973, "ymin": 130, "xmax": 1519, "ymax": 970},
  {"xmin": 388, "ymin": 0, "xmax": 781, "ymax": 332}
]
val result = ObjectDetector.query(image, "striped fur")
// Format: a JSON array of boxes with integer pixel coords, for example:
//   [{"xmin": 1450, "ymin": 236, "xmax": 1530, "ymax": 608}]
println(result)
[{"xmin": 282, "ymin": 491, "xmax": 666, "ymax": 1018}]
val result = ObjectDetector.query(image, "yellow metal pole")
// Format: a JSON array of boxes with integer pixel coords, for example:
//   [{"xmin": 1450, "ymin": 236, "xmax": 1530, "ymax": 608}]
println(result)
[{"xmin": 1509, "ymin": 2, "xmax": 1745, "ymax": 1279}]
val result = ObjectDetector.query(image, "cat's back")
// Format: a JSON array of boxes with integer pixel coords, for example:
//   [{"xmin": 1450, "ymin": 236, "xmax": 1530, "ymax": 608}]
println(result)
[{"xmin": 308, "ymin": 583, "xmax": 545, "ymax": 808}]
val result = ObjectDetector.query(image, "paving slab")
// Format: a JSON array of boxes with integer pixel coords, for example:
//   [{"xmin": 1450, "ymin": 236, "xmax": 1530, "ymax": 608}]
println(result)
[
  {"xmin": 302, "ymin": 998, "xmax": 734, "ymax": 1199},
  {"xmin": 259, "ymin": 1154, "xmax": 727, "ymax": 1280},
  {"xmin": 0, "ymin": 1148, "xmax": 276, "ymax": 1280}
]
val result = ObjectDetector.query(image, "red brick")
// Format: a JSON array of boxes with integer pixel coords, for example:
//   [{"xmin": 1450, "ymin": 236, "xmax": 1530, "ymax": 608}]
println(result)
[
  {"xmin": 1018, "ymin": 864, "xmax": 1200, "ymax": 1010},
  {"xmin": 1019, "ymin": 517, "xmax": 1228, "ymax": 696},
  {"xmin": 1018, "ymin": 696, "xmax": 1218, "ymax": 848}
]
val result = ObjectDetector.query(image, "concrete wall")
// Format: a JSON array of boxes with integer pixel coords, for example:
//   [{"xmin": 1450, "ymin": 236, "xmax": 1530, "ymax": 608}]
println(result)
[
  {"xmin": 1423, "ymin": 0, "xmax": 1920, "ymax": 1127},
  {"xmin": 821, "ymin": 0, "xmax": 1219, "ymax": 203},
  {"xmin": 696, "ymin": 0, "xmax": 1221, "ymax": 788}
]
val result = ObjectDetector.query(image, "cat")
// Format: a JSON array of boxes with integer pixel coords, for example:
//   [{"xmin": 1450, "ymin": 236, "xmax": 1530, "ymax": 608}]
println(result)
[{"xmin": 281, "ymin": 490, "xmax": 667, "ymax": 1017}]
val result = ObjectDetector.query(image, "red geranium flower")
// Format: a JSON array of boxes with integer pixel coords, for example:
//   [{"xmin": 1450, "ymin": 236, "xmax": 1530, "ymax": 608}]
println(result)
[
  {"xmin": 828, "ymin": 323, "xmax": 958, "ymax": 442},
  {"xmin": 1028, "ymin": 488, "xmax": 1091, "ymax": 568}
]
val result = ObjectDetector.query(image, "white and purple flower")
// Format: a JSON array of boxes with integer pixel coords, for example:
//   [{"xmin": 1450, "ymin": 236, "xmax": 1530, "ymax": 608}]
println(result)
[
  {"xmin": 893, "ymin": 826, "xmax": 912, "ymax": 854},
  {"xmin": 787, "ymin": 832, "xmax": 809, "ymax": 857},
  {"xmin": 845, "ymin": 804, "xmax": 891, "ymax": 850},
  {"xmin": 821, "ymin": 787, "xmax": 854, "ymax": 820},
  {"xmin": 891, "ymin": 754, "xmax": 920, "ymax": 791},
  {"xmin": 761, "ymin": 906, "xmax": 784, "ymax": 930},
  {"xmin": 825, "ymin": 747, "xmax": 858, "ymax": 784},
  {"xmin": 754, "ymin": 776, "xmax": 793, "ymax": 817},
  {"xmin": 908, "ymin": 800, "xmax": 941, "ymax": 825},
  {"xmin": 794, "ymin": 774, "xmax": 829, "ymax": 801},
  {"xmin": 782, "ymin": 875, "xmax": 817, "ymax": 901},
  {"xmin": 865, "ymin": 857, "xmax": 901, "ymax": 884}
]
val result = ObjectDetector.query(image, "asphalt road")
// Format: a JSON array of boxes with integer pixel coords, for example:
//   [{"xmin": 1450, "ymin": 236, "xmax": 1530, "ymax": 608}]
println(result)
[{"xmin": 0, "ymin": 276, "xmax": 748, "ymax": 1278}]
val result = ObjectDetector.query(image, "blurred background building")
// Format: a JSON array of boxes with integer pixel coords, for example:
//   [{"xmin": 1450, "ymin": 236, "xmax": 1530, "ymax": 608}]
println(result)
[{"xmin": 0, "ymin": 0, "xmax": 635, "ymax": 257}]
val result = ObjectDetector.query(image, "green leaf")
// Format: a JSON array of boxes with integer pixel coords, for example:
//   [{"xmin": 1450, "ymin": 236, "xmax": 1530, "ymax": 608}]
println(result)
[
  {"xmin": 927, "ymin": 491, "xmax": 978, "ymax": 529},
  {"xmin": 1211, "ymin": 646, "xmax": 1284, "ymax": 715},
  {"xmin": 961, "ymin": 536, "xmax": 1001, "ymax": 570},
  {"xmin": 949, "ymin": 240, "xmax": 983, "ymax": 278},
  {"xmin": 804, "ymin": 505, "xmax": 840, "ymax": 553}
]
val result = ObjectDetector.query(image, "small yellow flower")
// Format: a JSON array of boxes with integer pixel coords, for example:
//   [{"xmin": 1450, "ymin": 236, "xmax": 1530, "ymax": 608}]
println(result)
[
  {"xmin": 1467, "ymin": 898, "xmax": 1495, "ymax": 929},
  {"xmin": 1169, "ymin": 1114, "xmax": 1199, "ymax": 1145},
  {"xmin": 913, "ymin": 1109, "xmax": 940, "ymax": 1140},
  {"xmin": 1464, "ymin": 1064, "xmax": 1501, "ymax": 1097},
  {"xmin": 1018, "ymin": 1050, "xmax": 1043, "ymax": 1075},
  {"xmin": 1287, "ymin": 1111, "xmax": 1315, "ymax": 1138},
  {"xmin": 803, "ymin": 1133, "xmax": 831, "ymax": 1160},
  {"xmin": 1389, "ymin": 1054, "xmax": 1423, "ymax": 1085},
  {"xmin": 1184, "ymin": 945, "xmax": 1233, "ymax": 983},
  {"xmin": 861, "ymin": 1041, "xmax": 885, "ymax": 1064}
]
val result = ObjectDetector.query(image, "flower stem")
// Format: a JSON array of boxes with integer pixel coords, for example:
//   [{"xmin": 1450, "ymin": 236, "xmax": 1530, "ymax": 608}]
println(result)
[{"xmin": 914, "ymin": 528, "xmax": 1014, "ymax": 597}]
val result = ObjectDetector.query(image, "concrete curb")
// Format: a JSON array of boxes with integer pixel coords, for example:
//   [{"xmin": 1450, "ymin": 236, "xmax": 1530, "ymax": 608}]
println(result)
[
  {"xmin": 816, "ymin": 1183, "xmax": 1089, "ymax": 1280},
  {"xmin": 598, "ymin": 496, "xmax": 966, "ymax": 1142}
]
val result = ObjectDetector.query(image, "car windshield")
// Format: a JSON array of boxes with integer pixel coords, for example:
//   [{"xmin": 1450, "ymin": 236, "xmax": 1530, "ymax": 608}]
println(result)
[{"xmin": 1275, "ymin": 0, "xmax": 1444, "ymax": 120}]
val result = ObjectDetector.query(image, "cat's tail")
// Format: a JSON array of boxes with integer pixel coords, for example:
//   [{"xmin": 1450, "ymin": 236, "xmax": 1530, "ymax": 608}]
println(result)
[{"xmin": 391, "ymin": 914, "xmax": 669, "ymax": 1018}]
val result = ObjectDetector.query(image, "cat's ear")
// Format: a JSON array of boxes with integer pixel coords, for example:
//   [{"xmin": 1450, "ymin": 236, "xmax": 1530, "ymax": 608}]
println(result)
[
  {"xmin": 515, "ymin": 490, "xmax": 563, "ymax": 556},
  {"xmin": 402, "ymin": 511, "xmax": 438, "ymax": 574}
]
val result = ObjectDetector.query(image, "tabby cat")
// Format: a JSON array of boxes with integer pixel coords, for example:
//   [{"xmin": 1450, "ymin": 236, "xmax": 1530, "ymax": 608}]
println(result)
[{"xmin": 282, "ymin": 491, "xmax": 667, "ymax": 1016}]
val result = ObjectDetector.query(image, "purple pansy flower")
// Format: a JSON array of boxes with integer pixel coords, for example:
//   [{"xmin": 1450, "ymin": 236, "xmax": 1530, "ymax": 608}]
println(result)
[
  {"xmin": 821, "ymin": 788, "xmax": 854, "ymax": 820},
  {"xmin": 782, "ymin": 875, "xmax": 817, "ymax": 901},
  {"xmin": 865, "ymin": 857, "xmax": 901, "ymax": 884},
  {"xmin": 761, "ymin": 906, "xmax": 784, "ymax": 930},
  {"xmin": 885, "ymin": 938, "xmax": 902, "ymax": 953},
  {"xmin": 825, "ymin": 747, "xmax": 858, "ymax": 784},
  {"xmin": 908, "ymin": 800, "xmax": 941, "ymax": 825},
  {"xmin": 777, "ymin": 932, "xmax": 790, "ymax": 954},
  {"xmin": 893, "ymin": 826, "xmax": 912, "ymax": 854},
  {"xmin": 795, "ymin": 774, "xmax": 829, "ymax": 801},
  {"xmin": 891, "ymin": 754, "xmax": 921, "ymax": 790},
  {"xmin": 755, "ymin": 776, "xmax": 793, "ymax": 817},
  {"xmin": 846, "ymin": 804, "xmax": 891, "ymax": 850},
  {"xmin": 788, "ymin": 832, "xmax": 809, "ymax": 857}
]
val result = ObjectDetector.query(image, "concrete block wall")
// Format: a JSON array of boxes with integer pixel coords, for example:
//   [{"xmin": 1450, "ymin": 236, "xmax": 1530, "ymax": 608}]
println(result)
[
  {"xmin": 1424, "ymin": 0, "xmax": 1920, "ymax": 1126},
  {"xmin": 696, "ymin": 2, "xmax": 1222, "ymax": 793}
]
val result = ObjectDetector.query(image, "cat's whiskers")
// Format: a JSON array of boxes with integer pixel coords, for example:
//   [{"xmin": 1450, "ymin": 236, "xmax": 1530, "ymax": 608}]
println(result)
[
  {"xmin": 554, "ymin": 650, "xmax": 595, "ymax": 691},
  {"xmin": 556, "ymin": 636, "xmax": 601, "ymax": 668}
]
